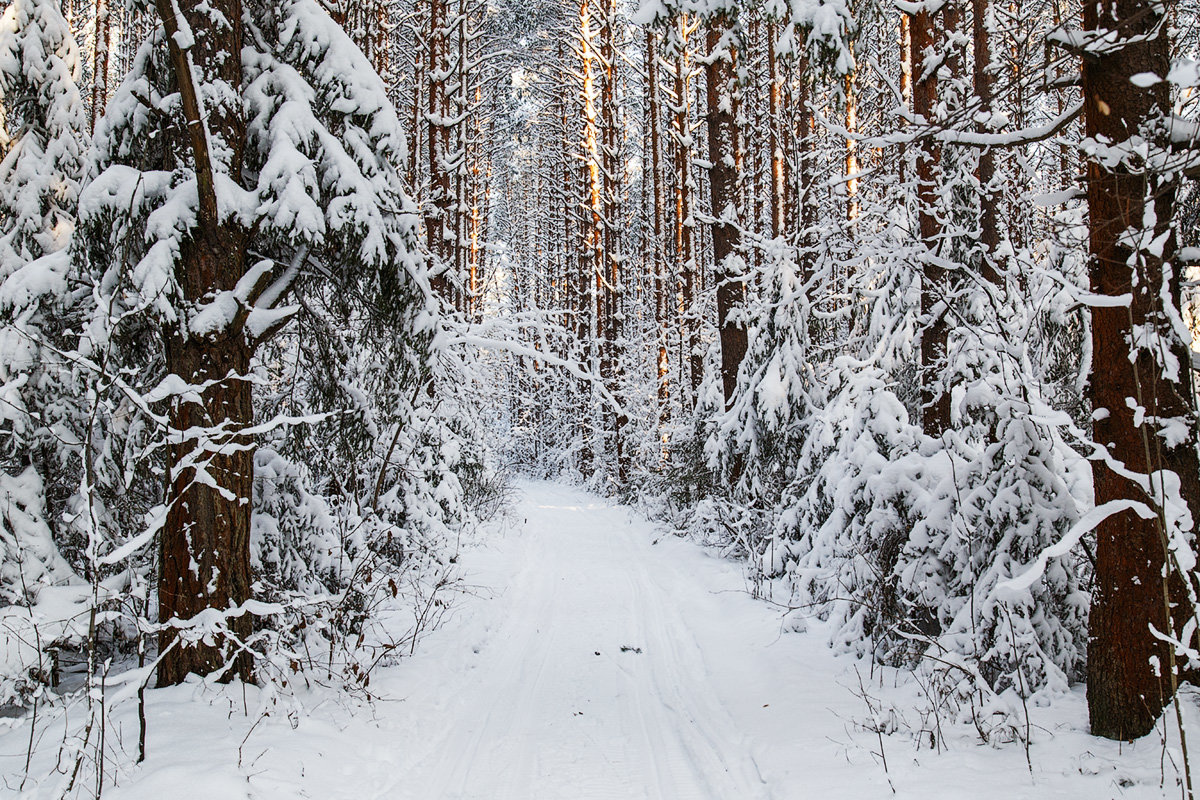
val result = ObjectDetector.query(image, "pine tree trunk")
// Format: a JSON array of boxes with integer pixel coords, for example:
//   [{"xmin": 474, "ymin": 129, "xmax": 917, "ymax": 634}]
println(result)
[
  {"xmin": 843, "ymin": 70, "xmax": 858, "ymax": 224},
  {"xmin": 766, "ymin": 23, "xmax": 786, "ymax": 240},
  {"xmin": 153, "ymin": 0, "xmax": 253, "ymax": 684},
  {"xmin": 1083, "ymin": 0, "xmax": 1200, "ymax": 741},
  {"xmin": 972, "ymin": 0, "xmax": 999, "ymax": 284},
  {"xmin": 89, "ymin": 0, "xmax": 110, "ymax": 131},
  {"xmin": 912, "ymin": 4, "xmax": 950, "ymax": 436},
  {"xmin": 160, "ymin": 298, "xmax": 254, "ymax": 684},
  {"xmin": 704, "ymin": 17, "xmax": 746, "ymax": 408},
  {"xmin": 672, "ymin": 18, "xmax": 700, "ymax": 404},
  {"xmin": 794, "ymin": 55, "xmax": 815, "ymax": 282},
  {"xmin": 646, "ymin": 30, "xmax": 670, "ymax": 441},
  {"xmin": 598, "ymin": 0, "xmax": 626, "ymax": 483},
  {"xmin": 427, "ymin": 0, "xmax": 451, "ymax": 298}
]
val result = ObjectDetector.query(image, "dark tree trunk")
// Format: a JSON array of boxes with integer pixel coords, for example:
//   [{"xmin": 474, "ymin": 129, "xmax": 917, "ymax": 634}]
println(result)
[
  {"xmin": 646, "ymin": 30, "xmax": 670, "ymax": 438},
  {"xmin": 972, "ymin": 0, "xmax": 999, "ymax": 285},
  {"xmin": 794, "ymin": 56, "xmax": 815, "ymax": 283},
  {"xmin": 427, "ymin": 0, "xmax": 452, "ymax": 299},
  {"xmin": 160, "ymin": 301, "xmax": 254, "ymax": 684},
  {"xmin": 913, "ymin": 4, "xmax": 951, "ymax": 436},
  {"xmin": 153, "ymin": 0, "xmax": 254, "ymax": 684},
  {"xmin": 598, "ymin": 0, "xmax": 627, "ymax": 483},
  {"xmin": 1084, "ymin": 0, "xmax": 1200, "ymax": 741},
  {"xmin": 704, "ymin": 18, "xmax": 747, "ymax": 409}
]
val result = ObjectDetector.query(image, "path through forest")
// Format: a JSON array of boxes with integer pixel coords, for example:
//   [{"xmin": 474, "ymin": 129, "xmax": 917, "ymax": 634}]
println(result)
[
  {"xmin": 383, "ymin": 480, "xmax": 842, "ymax": 800},
  {"xmin": 367, "ymin": 482, "xmax": 1157, "ymax": 800},
  {"xmin": 81, "ymin": 481, "xmax": 1174, "ymax": 800}
]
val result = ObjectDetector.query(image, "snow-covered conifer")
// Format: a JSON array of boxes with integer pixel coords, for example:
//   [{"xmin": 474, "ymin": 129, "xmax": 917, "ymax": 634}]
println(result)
[
  {"xmin": 76, "ymin": 0, "xmax": 439, "ymax": 682},
  {"xmin": 0, "ymin": 0, "xmax": 85, "ymax": 277},
  {"xmin": 0, "ymin": 0, "xmax": 87, "ymax": 594}
]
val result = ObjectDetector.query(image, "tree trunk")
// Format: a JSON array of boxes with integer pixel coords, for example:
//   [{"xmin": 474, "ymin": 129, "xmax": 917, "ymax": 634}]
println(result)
[
  {"xmin": 794, "ymin": 56, "xmax": 815, "ymax": 282},
  {"xmin": 646, "ymin": 29, "xmax": 670, "ymax": 452},
  {"xmin": 160, "ymin": 298, "xmax": 254, "ymax": 684},
  {"xmin": 704, "ymin": 17, "xmax": 747, "ymax": 408},
  {"xmin": 766, "ymin": 23, "xmax": 786, "ymax": 240},
  {"xmin": 89, "ymin": 0, "xmax": 110, "ymax": 131},
  {"xmin": 1084, "ymin": 0, "xmax": 1200, "ymax": 741},
  {"xmin": 672, "ymin": 18, "xmax": 701, "ymax": 404},
  {"xmin": 598, "ymin": 0, "xmax": 626, "ymax": 483},
  {"xmin": 972, "ymin": 0, "xmax": 999, "ymax": 285},
  {"xmin": 912, "ymin": 3, "xmax": 950, "ymax": 436},
  {"xmin": 426, "ymin": 0, "xmax": 452, "ymax": 298},
  {"xmin": 844, "ymin": 70, "xmax": 858, "ymax": 224},
  {"xmin": 153, "ymin": 0, "xmax": 254, "ymax": 684}
]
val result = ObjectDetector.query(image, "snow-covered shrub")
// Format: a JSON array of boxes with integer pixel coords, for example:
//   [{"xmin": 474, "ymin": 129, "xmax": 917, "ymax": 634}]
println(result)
[
  {"xmin": 0, "ymin": 0, "xmax": 85, "ymax": 277},
  {"xmin": 700, "ymin": 139, "xmax": 1093, "ymax": 711},
  {"xmin": 0, "ymin": 0, "xmax": 93, "ymax": 707}
]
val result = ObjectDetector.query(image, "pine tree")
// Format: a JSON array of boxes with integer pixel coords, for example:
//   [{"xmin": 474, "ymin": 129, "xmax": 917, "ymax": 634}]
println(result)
[
  {"xmin": 0, "ymin": 0, "xmax": 85, "ymax": 277},
  {"xmin": 0, "ymin": 0, "xmax": 88, "ymax": 609},
  {"xmin": 79, "ymin": 0, "xmax": 434, "ymax": 683}
]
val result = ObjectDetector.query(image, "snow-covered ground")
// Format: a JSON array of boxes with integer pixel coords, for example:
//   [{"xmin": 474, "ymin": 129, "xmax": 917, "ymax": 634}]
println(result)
[{"xmin": 3, "ymin": 481, "xmax": 1191, "ymax": 798}]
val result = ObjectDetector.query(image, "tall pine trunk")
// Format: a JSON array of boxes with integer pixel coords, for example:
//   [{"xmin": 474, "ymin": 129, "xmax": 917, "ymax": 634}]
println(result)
[
  {"xmin": 153, "ymin": 0, "xmax": 254, "ymax": 684},
  {"xmin": 704, "ymin": 17, "xmax": 746, "ymax": 408},
  {"xmin": 1083, "ymin": 0, "xmax": 1200, "ymax": 741},
  {"xmin": 913, "ymin": 3, "xmax": 950, "ymax": 436},
  {"xmin": 971, "ymin": 0, "xmax": 999, "ymax": 284}
]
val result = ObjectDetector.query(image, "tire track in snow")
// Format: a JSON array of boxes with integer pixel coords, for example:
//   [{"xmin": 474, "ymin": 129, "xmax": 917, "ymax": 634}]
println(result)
[
  {"xmin": 621, "ymin": 523, "xmax": 773, "ymax": 800},
  {"xmin": 380, "ymin": 484, "xmax": 778, "ymax": 799}
]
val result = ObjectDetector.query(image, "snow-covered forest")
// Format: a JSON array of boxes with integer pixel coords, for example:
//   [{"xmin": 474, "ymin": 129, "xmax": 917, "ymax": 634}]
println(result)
[{"xmin": 1, "ymin": 0, "xmax": 1200, "ymax": 795}]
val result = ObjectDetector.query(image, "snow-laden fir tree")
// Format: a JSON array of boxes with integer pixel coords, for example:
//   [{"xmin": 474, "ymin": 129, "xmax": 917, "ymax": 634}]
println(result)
[
  {"xmin": 0, "ymin": 0, "xmax": 84, "ymax": 277},
  {"xmin": 0, "ymin": 0, "xmax": 88, "ymax": 622},
  {"xmin": 77, "ymin": 0, "xmax": 440, "ymax": 684},
  {"xmin": 0, "ymin": 0, "xmax": 92, "ymax": 707}
]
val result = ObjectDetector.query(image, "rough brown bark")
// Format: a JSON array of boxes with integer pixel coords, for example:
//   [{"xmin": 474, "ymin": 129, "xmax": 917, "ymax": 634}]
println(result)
[
  {"xmin": 597, "ymin": 0, "xmax": 626, "ymax": 483},
  {"xmin": 704, "ymin": 17, "xmax": 747, "ymax": 408},
  {"xmin": 913, "ymin": 4, "xmax": 950, "ymax": 436},
  {"xmin": 972, "ymin": 0, "xmax": 999, "ymax": 284},
  {"xmin": 153, "ymin": 0, "xmax": 254, "ymax": 685},
  {"xmin": 426, "ymin": 0, "xmax": 452, "ymax": 298},
  {"xmin": 160, "ymin": 300, "xmax": 254, "ymax": 685},
  {"xmin": 1084, "ymin": 0, "xmax": 1200, "ymax": 741},
  {"xmin": 646, "ymin": 30, "xmax": 670, "ymax": 441}
]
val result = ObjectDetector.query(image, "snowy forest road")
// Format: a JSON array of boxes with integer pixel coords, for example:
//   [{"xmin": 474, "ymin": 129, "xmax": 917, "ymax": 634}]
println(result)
[
  {"xmin": 68, "ymin": 480, "xmax": 1167, "ymax": 800},
  {"xmin": 365, "ymin": 482, "xmax": 1162, "ymax": 800},
  {"xmin": 386, "ymin": 482, "xmax": 776, "ymax": 800},
  {"xmin": 373, "ymin": 481, "xmax": 891, "ymax": 800}
]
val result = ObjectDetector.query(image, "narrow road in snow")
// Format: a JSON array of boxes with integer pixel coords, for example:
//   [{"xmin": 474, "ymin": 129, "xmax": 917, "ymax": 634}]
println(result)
[
  {"xmin": 374, "ymin": 481, "xmax": 893, "ymax": 800},
  {"xmin": 393, "ymin": 483, "xmax": 773, "ymax": 800},
  {"xmin": 86, "ymin": 480, "xmax": 1159, "ymax": 800}
]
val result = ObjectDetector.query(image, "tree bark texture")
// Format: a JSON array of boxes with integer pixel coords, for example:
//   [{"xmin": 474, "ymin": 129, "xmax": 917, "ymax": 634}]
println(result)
[
  {"xmin": 704, "ymin": 18, "xmax": 747, "ymax": 409},
  {"xmin": 913, "ymin": 4, "xmax": 951, "ymax": 437},
  {"xmin": 1084, "ymin": 0, "xmax": 1200, "ymax": 741},
  {"xmin": 154, "ymin": 0, "xmax": 254, "ymax": 685}
]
